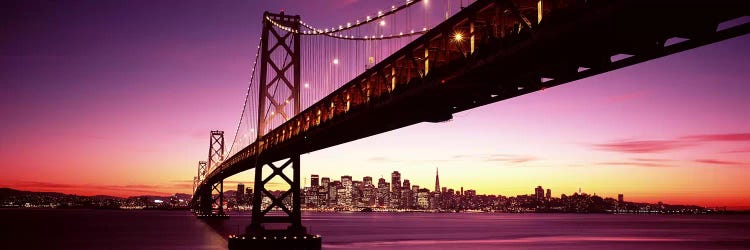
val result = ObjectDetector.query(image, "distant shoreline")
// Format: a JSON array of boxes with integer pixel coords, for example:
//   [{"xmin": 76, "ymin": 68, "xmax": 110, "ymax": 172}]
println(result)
[{"xmin": 2, "ymin": 207, "xmax": 749, "ymax": 214}]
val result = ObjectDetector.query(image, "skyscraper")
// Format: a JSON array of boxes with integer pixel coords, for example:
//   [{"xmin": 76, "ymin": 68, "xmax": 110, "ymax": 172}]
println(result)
[
  {"xmin": 546, "ymin": 189, "xmax": 551, "ymax": 200},
  {"xmin": 363, "ymin": 176, "xmax": 373, "ymax": 186},
  {"xmin": 237, "ymin": 183, "xmax": 245, "ymax": 201},
  {"xmin": 341, "ymin": 176, "xmax": 353, "ymax": 206},
  {"xmin": 535, "ymin": 186, "xmax": 544, "ymax": 200},
  {"xmin": 311, "ymin": 174, "xmax": 319, "ymax": 188},
  {"xmin": 377, "ymin": 178, "xmax": 389, "ymax": 207},
  {"xmin": 435, "ymin": 168, "xmax": 440, "ymax": 193},
  {"xmin": 391, "ymin": 171, "xmax": 401, "ymax": 208},
  {"xmin": 391, "ymin": 171, "xmax": 401, "ymax": 193},
  {"xmin": 618, "ymin": 194, "xmax": 624, "ymax": 203}
]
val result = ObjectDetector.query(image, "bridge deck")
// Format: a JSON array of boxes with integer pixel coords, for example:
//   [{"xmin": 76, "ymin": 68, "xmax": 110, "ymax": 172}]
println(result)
[{"xmin": 195, "ymin": 0, "xmax": 748, "ymax": 197}]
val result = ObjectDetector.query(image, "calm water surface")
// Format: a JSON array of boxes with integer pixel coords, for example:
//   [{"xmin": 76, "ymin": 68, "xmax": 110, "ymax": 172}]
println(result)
[{"xmin": 1, "ymin": 209, "xmax": 748, "ymax": 249}]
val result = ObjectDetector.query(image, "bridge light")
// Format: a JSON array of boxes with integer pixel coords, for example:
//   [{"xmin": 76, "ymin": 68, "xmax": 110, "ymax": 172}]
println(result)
[
  {"xmin": 380, "ymin": 20, "xmax": 386, "ymax": 26},
  {"xmin": 304, "ymin": 83, "xmax": 309, "ymax": 88},
  {"xmin": 333, "ymin": 58, "xmax": 339, "ymax": 65},
  {"xmin": 453, "ymin": 32, "xmax": 463, "ymax": 41}
]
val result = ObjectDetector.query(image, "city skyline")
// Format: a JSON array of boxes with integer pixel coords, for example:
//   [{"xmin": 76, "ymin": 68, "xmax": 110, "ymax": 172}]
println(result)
[{"xmin": 1, "ymin": 0, "xmax": 749, "ymax": 210}]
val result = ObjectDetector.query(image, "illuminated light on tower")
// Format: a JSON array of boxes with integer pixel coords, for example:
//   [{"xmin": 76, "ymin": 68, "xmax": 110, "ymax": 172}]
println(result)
[
  {"xmin": 453, "ymin": 32, "xmax": 463, "ymax": 42},
  {"xmin": 333, "ymin": 58, "xmax": 339, "ymax": 65},
  {"xmin": 380, "ymin": 20, "xmax": 386, "ymax": 26}
]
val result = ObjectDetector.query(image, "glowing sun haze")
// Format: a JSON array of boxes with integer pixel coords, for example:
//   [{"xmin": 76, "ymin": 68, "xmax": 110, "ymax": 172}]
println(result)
[{"xmin": 1, "ymin": 0, "xmax": 749, "ymax": 209}]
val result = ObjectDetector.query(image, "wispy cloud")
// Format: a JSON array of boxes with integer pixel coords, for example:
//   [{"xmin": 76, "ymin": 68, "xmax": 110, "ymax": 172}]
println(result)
[
  {"xmin": 598, "ymin": 161, "xmax": 672, "ymax": 168},
  {"xmin": 632, "ymin": 158, "xmax": 674, "ymax": 162},
  {"xmin": 366, "ymin": 154, "xmax": 539, "ymax": 165},
  {"xmin": 695, "ymin": 159, "xmax": 748, "ymax": 166},
  {"xmin": 367, "ymin": 156, "xmax": 399, "ymax": 163},
  {"xmin": 724, "ymin": 148, "xmax": 750, "ymax": 154},
  {"xmin": 593, "ymin": 132, "xmax": 750, "ymax": 154},
  {"xmin": 593, "ymin": 140, "xmax": 693, "ymax": 153},
  {"xmin": 681, "ymin": 133, "xmax": 750, "ymax": 142},
  {"xmin": 484, "ymin": 154, "xmax": 537, "ymax": 163},
  {"xmin": 596, "ymin": 157, "xmax": 677, "ymax": 168}
]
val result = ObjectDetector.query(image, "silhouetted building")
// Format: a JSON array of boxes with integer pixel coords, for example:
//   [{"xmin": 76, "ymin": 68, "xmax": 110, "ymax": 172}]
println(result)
[
  {"xmin": 435, "ymin": 168, "xmax": 440, "ymax": 194},
  {"xmin": 352, "ymin": 180, "xmax": 363, "ymax": 206},
  {"xmin": 417, "ymin": 188, "xmax": 431, "ymax": 209},
  {"xmin": 237, "ymin": 183, "xmax": 245, "ymax": 201},
  {"xmin": 363, "ymin": 181, "xmax": 376, "ymax": 207},
  {"xmin": 328, "ymin": 180, "xmax": 341, "ymax": 204},
  {"xmin": 340, "ymin": 176, "xmax": 352, "ymax": 206},
  {"xmin": 618, "ymin": 194, "xmax": 624, "ymax": 203},
  {"xmin": 391, "ymin": 171, "xmax": 401, "ymax": 208},
  {"xmin": 311, "ymin": 175, "xmax": 319, "ymax": 188},
  {"xmin": 377, "ymin": 178, "xmax": 389, "ymax": 207},
  {"xmin": 535, "ymin": 186, "xmax": 544, "ymax": 200},
  {"xmin": 546, "ymin": 189, "xmax": 551, "ymax": 200}
]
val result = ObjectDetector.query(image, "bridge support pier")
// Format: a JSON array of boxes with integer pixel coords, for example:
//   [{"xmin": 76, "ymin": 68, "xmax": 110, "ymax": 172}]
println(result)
[
  {"xmin": 195, "ymin": 181, "xmax": 229, "ymax": 219},
  {"xmin": 228, "ymin": 153, "xmax": 321, "ymax": 249}
]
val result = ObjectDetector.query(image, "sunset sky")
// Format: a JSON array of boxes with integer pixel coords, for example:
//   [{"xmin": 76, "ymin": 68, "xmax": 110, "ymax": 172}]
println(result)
[{"xmin": 1, "ymin": 0, "xmax": 749, "ymax": 209}]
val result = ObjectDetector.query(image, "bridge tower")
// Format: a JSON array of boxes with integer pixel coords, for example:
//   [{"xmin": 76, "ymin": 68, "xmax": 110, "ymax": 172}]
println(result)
[
  {"xmin": 195, "ymin": 161, "xmax": 211, "ymax": 214},
  {"xmin": 197, "ymin": 131, "xmax": 227, "ymax": 217},
  {"xmin": 209, "ymin": 131, "xmax": 226, "ymax": 215},
  {"xmin": 253, "ymin": 9, "xmax": 301, "ymax": 232},
  {"xmin": 230, "ymin": 10, "xmax": 320, "ymax": 249}
]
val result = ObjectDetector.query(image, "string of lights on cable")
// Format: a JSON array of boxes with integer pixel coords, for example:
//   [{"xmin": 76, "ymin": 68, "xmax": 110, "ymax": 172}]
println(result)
[
  {"xmin": 266, "ymin": 16, "xmax": 429, "ymax": 40},
  {"xmin": 227, "ymin": 36, "xmax": 262, "ymax": 157},
  {"xmin": 299, "ymin": 0, "xmax": 423, "ymax": 35},
  {"xmin": 265, "ymin": 0, "xmax": 430, "ymax": 40}
]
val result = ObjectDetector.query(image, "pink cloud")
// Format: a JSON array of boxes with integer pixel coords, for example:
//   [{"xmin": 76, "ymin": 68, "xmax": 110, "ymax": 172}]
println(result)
[
  {"xmin": 451, "ymin": 154, "xmax": 537, "ymax": 163},
  {"xmin": 593, "ymin": 140, "xmax": 693, "ymax": 153},
  {"xmin": 724, "ymin": 148, "xmax": 750, "ymax": 154},
  {"xmin": 485, "ymin": 155, "xmax": 537, "ymax": 163},
  {"xmin": 681, "ymin": 133, "xmax": 750, "ymax": 142},
  {"xmin": 598, "ymin": 161, "xmax": 671, "ymax": 168},
  {"xmin": 695, "ymin": 159, "xmax": 748, "ymax": 166}
]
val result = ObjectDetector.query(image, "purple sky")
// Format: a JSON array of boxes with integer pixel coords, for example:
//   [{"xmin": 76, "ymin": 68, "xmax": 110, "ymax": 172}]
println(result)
[{"xmin": 1, "ymin": 0, "xmax": 749, "ymax": 208}]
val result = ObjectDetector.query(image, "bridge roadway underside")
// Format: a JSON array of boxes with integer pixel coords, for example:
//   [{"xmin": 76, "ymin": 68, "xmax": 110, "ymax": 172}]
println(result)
[{"xmin": 198, "ymin": 0, "xmax": 748, "ymax": 194}]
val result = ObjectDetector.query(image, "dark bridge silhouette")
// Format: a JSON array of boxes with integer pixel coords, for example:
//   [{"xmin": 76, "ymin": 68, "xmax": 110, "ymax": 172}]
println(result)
[{"xmin": 188, "ymin": 0, "xmax": 748, "ymax": 248}]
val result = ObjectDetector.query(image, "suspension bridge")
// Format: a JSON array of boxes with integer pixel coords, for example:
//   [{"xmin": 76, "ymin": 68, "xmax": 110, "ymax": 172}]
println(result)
[{"xmin": 187, "ymin": 0, "xmax": 749, "ymax": 248}]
